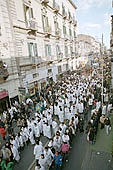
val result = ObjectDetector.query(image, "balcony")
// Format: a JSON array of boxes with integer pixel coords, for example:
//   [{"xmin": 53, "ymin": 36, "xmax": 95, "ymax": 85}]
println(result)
[
  {"xmin": 26, "ymin": 18, "xmax": 38, "ymax": 31},
  {"xmin": 40, "ymin": 0, "xmax": 49, "ymax": 5},
  {"xmin": 0, "ymin": 60, "xmax": 9, "ymax": 80},
  {"xmin": 53, "ymin": 2, "xmax": 60, "ymax": 13},
  {"xmin": 16, "ymin": 56, "xmax": 42, "ymax": 67},
  {"xmin": 44, "ymin": 26, "xmax": 52, "ymax": 38}
]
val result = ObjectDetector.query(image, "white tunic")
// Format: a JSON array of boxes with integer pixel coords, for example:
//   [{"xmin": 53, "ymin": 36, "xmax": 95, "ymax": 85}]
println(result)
[
  {"xmin": 11, "ymin": 145, "xmax": 20, "ymax": 161},
  {"xmin": 34, "ymin": 144, "xmax": 43, "ymax": 160},
  {"xmin": 43, "ymin": 124, "xmax": 51, "ymax": 139},
  {"xmin": 29, "ymin": 131, "xmax": 35, "ymax": 144},
  {"xmin": 39, "ymin": 157, "xmax": 48, "ymax": 170},
  {"xmin": 52, "ymin": 121, "xmax": 58, "ymax": 135},
  {"xmin": 44, "ymin": 149, "xmax": 54, "ymax": 165}
]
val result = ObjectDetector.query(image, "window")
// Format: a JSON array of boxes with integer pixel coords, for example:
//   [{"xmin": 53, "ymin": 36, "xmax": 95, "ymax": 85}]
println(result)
[
  {"xmin": 42, "ymin": 15, "xmax": 49, "ymax": 32},
  {"xmin": 28, "ymin": 43, "xmax": 38, "ymax": 57},
  {"xmin": 33, "ymin": 73, "xmax": 39, "ymax": 79},
  {"xmin": 70, "ymin": 46, "xmax": 73, "ymax": 56},
  {"xmin": 24, "ymin": 5, "xmax": 34, "ymax": 21},
  {"xmin": 45, "ymin": 44, "xmax": 51, "ymax": 57},
  {"xmin": 65, "ymin": 46, "xmax": 68, "ymax": 57},
  {"xmin": 56, "ymin": 45, "xmax": 61, "ymax": 58},
  {"xmin": 58, "ymin": 65, "xmax": 62, "ymax": 73},
  {"xmin": 69, "ymin": 29, "xmax": 72, "ymax": 37},
  {"xmin": 48, "ymin": 69, "xmax": 52, "ymax": 73},
  {"xmin": 55, "ymin": 22, "xmax": 59, "ymax": 35},
  {"xmin": 74, "ymin": 31, "xmax": 76, "ymax": 38},
  {"xmin": 63, "ymin": 25, "xmax": 66, "ymax": 35}
]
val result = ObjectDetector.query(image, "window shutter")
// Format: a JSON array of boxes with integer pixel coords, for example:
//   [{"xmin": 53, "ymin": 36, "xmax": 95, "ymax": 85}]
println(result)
[
  {"xmin": 46, "ymin": 17, "xmax": 49, "ymax": 27},
  {"xmin": 48, "ymin": 45, "xmax": 51, "ymax": 56},
  {"xmin": 45, "ymin": 45, "xmax": 48, "ymax": 57},
  {"xmin": 29, "ymin": 8, "xmax": 33, "ymax": 19},
  {"xmin": 42, "ymin": 15, "xmax": 45, "ymax": 31},
  {"xmin": 34, "ymin": 43, "xmax": 38, "ymax": 56},
  {"xmin": 28, "ymin": 43, "xmax": 32, "ymax": 57},
  {"xmin": 53, "ymin": 0, "xmax": 55, "ymax": 8}
]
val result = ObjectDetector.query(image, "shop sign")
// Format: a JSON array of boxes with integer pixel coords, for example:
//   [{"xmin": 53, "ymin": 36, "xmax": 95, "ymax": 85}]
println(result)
[{"xmin": 0, "ymin": 90, "xmax": 8, "ymax": 99}]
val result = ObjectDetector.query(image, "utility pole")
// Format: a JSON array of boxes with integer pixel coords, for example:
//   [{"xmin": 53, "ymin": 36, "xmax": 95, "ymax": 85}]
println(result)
[{"xmin": 101, "ymin": 34, "xmax": 104, "ymax": 106}]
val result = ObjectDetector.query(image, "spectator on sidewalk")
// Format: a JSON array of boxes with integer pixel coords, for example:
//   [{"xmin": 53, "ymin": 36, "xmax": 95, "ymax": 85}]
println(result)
[
  {"xmin": 61, "ymin": 142, "xmax": 69, "ymax": 162},
  {"xmin": 104, "ymin": 116, "xmax": 111, "ymax": 135},
  {"xmin": 53, "ymin": 151, "xmax": 63, "ymax": 170},
  {"xmin": 100, "ymin": 114, "xmax": 106, "ymax": 129},
  {"xmin": 0, "ymin": 126, "xmax": 6, "ymax": 140}
]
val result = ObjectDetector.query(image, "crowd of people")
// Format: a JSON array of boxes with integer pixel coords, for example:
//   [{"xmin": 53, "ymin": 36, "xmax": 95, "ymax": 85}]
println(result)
[{"xmin": 0, "ymin": 68, "xmax": 112, "ymax": 170}]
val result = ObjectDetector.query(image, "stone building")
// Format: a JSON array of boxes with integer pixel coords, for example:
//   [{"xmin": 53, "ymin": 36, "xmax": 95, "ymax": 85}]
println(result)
[{"xmin": 0, "ymin": 0, "xmax": 77, "ymax": 112}]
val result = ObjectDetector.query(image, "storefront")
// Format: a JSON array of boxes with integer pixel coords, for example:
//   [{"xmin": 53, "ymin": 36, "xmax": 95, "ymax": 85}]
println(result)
[{"xmin": 0, "ymin": 90, "xmax": 10, "ymax": 114}]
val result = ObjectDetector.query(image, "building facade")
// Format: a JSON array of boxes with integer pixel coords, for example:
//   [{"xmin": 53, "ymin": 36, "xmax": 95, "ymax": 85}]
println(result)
[
  {"xmin": 110, "ymin": 15, "xmax": 113, "ymax": 87},
  {"xmin": 0, "ymin": 0, "xmax": 77, "ymax": 111},
  {"xmin": 76, "ymin": 34, "xmax": 101, "ymax": 57}
]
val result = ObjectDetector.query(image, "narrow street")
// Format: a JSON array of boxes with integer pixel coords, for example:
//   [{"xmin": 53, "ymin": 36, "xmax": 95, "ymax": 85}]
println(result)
[{"xmin": 62, "ymin": 132, "xmax": 88, "ymax": 170}]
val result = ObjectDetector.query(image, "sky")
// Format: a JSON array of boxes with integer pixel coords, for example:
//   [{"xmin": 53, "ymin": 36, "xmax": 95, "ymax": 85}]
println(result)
[{"xmin": 74, "ymin": 0, "xmax": 113, "ymax": 48}]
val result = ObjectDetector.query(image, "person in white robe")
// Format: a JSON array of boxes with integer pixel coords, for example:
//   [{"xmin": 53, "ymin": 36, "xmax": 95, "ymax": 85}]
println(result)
[
  {"xmin": 34, "ymin": 140, "xmax": 43, "ymax": 161},
  {"xmin": 37, "ymin": 119, "xmax": 43, "ymax": 134},
  {"xmin": 39, "ymin": 154, "xmax": 49, "ymax": 170},
  {"xmin": 59, "ymin": 122, "xmax": 67, "ymax": 134},
  {"xmin": 10, "ymin": 144, "xmax": 20, "ymax": 162},
  {"xmin": 43, "ymin": 123, "xmax": 51, "ymax": 139},
  {"xmin": 34, "ymin": 123, "xmax": 40, "ymax": 139},
  {"xmin": 58, "ymin": 107, "xmax": 64, "ymax": 123},
  {"xmin": 52, "ymin": 120, "xmax": 58, "ymax": 135},
  {"xmin": 44, "ymin": 147, "xmax": 54, "ymax": 166},
  {"xmin": 35, "ymin": 163, "xmax": 45, "ymax": 170},
  {"xmin": 18, "ymin": 132, "xmax": 24, "ymax": 149},
  {"xmin": 62, "ymin": 133, "xmax": 70, "ymax": 145},
  {"xmin": 29, "ymin": 128, "xmax": 35, "ymax": 145},
  {"xmin": 47, "ymin": 112, "xmax": 52, "ymax": 125},
  {"xmin": 53, "ymin": 135, "xmax": 62, "ymax": 152},
  {"xmin": 77, "ymin": 101, "xmax": 84, "ymax": 114}
]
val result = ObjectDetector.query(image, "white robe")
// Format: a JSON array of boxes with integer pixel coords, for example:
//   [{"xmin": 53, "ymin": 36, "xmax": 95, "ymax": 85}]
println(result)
[
  {"xmin": 44, "ymin": 149, "xmax": 54, "ymax": 165},
  {"xmin": 43, "ymin": 124, "xmax": 51, "ymax": 139},
  {"xmin": 52, "ymin": 121, "xmax": 58, "ymax": 135},
  {"xmin": 34, "ymin": 125, "xmax": 40, "ymax": 138},
  {"xmin": 29, "ymin": 131, "xmax": 35, "ymax": 144},
  {"xmin": 58, "ymin": 110, "xmax": 64, "ymax": 123},
  {"xmin": 11, "ymin": 145, "xmax": 20, "ymax": 161},
  {"xmin": 34, "ymin": 144, "xmax": 43, "ymax": 160},
  {"xmin": 39, "ymin": 157, "xmax": 48, "ymax": 170}
]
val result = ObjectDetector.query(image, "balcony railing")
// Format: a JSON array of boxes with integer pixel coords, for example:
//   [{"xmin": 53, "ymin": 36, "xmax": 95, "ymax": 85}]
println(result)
[
  {"xmin": 27, "ymin": 18, "xmax": 38, "ymax": 31},
  {"xmin": 0, "ymin": 60, "xmax": 9, "ymax": 80},
  {"xmin": 53, "ymin": 2, "xmax": 60, "ymax": 12},
  {"xmin": 16, "ymin": 56, "xmax": 42, "ymax": 66}
]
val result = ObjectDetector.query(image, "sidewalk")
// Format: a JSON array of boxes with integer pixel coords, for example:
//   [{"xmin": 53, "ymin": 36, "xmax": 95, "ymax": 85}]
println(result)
[{"xmin": 81, "ymin": 114, "xmax": 113, "ymax": 170}]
